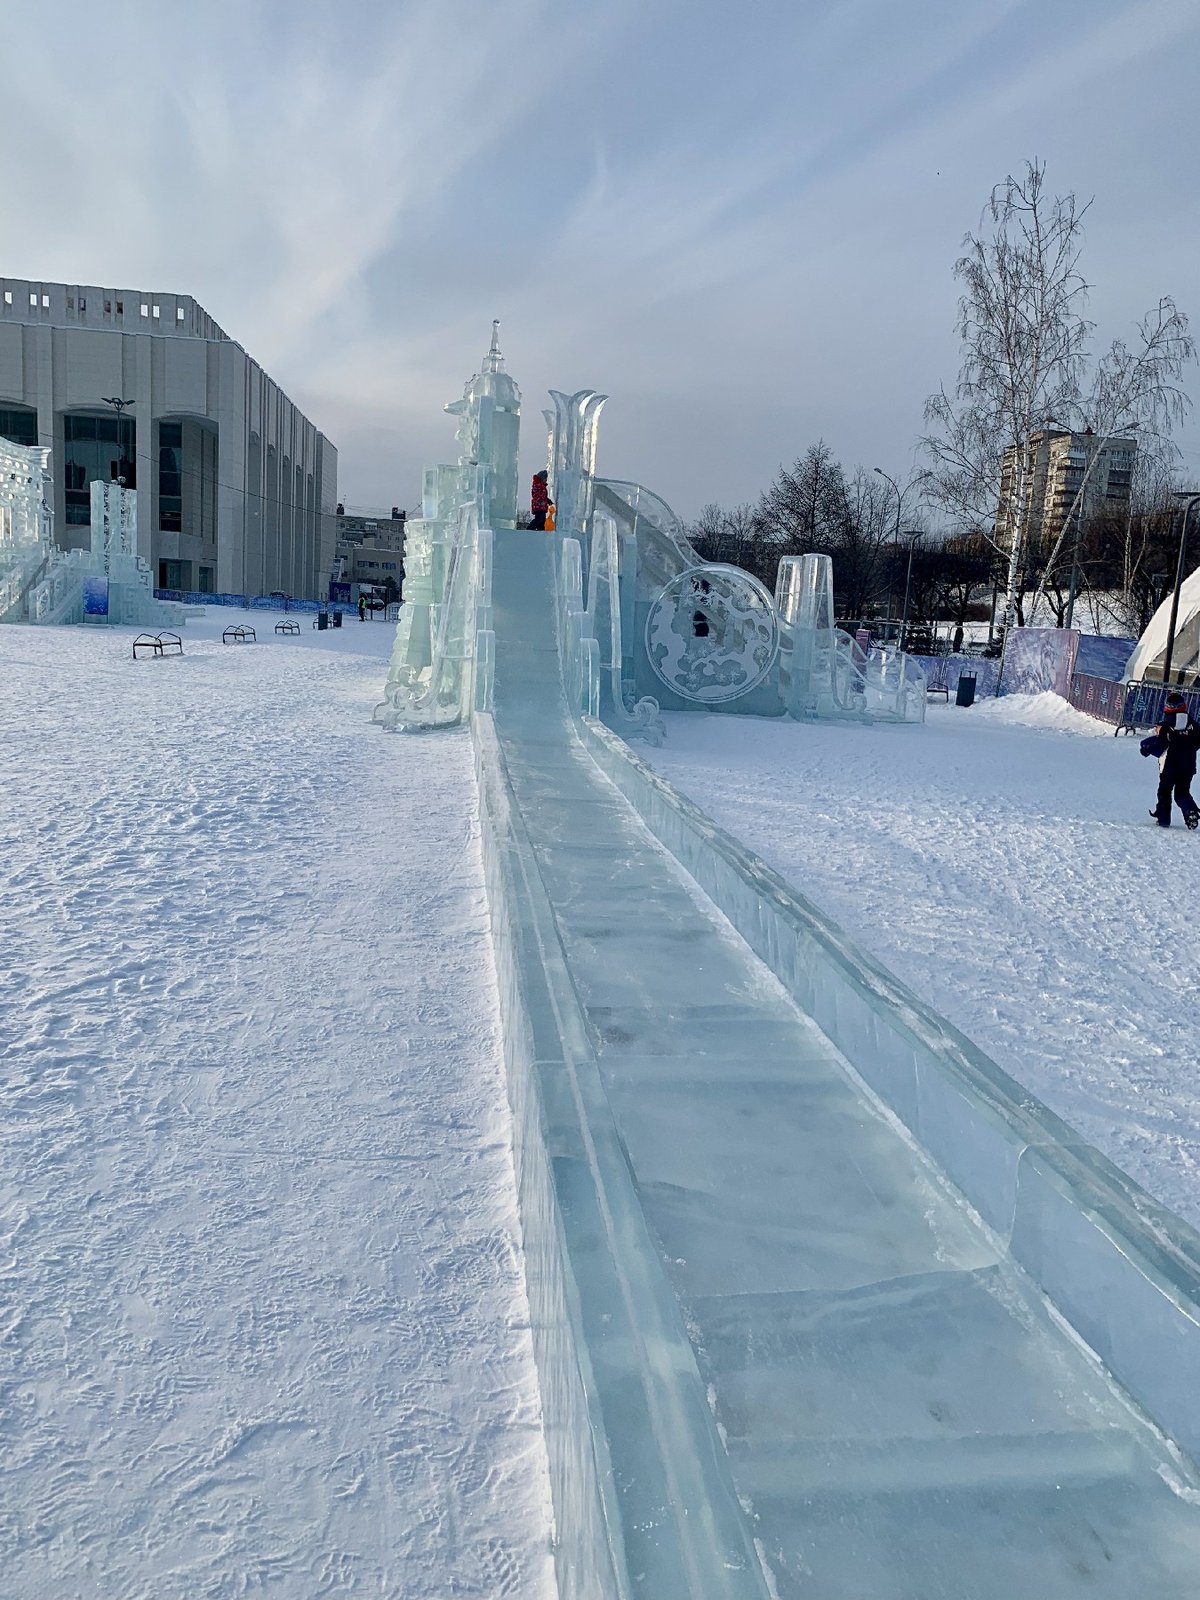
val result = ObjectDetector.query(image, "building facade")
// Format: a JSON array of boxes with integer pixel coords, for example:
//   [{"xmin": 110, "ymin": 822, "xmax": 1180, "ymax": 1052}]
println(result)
[
  {"xmin": 995, "ymin": 427, "xmax": 1137, "ymax": 553},
  {"xmin": 334, "ymin": 509, "xmax": 406, "ymax": 592},
  {"xmin": 0, "ymin": 278, "xmax": 337, "ymax": 598}
]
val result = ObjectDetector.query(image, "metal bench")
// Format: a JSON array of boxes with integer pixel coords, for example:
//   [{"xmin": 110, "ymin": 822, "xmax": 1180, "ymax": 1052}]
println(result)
[
  {"xmin": 222, "ymin": 625, "xmax": 256, "ymax": 644},
  {"xmin": 132, "ymin": 631, "xmax": 183, "ymax": 660},
  {"xmin": 274, "ymin": 620, "xmax": 301, "ymax": 635}
]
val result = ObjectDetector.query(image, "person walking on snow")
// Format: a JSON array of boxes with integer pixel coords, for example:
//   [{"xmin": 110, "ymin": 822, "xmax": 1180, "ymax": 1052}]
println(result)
[
  {"xmin": 1144, "ymin": 690, "xmax": 1200, "ymax": 828},
  {"xmin": 530, "ymin": 469, "xmax": 549, "ymax": 531},
  {"xmin": 357, "ymin": 592, "xmax": 366, "ymax": 622}
]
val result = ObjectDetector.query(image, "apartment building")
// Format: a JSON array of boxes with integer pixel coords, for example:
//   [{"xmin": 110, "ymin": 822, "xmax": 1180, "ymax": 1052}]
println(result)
[{"xmin": 995, "ymin": 427, "xmax": 1136, "ymax": 552}]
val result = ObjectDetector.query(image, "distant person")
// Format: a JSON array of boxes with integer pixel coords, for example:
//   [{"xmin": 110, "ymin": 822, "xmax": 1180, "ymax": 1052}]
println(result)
[
  {"xmin": 530, "ymin": 469, "xmax": 549, "ymax": 530},
  {"xmin": 952, "ymin": 624, "xmax": 964, "ymax": 653},
  {"xmin": 357, "ymin": 592, "xmax": 366, "ymax": 622},
  {"xmin": 1142, "ymin": 689, "xmax": 1200, "ymax": 829}
]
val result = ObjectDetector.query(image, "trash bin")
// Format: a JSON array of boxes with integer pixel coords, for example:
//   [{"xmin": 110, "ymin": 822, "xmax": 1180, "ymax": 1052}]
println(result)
[
  {"xmin": 332, "ymin": 609, "xmax": 342, "ymax": 629},
  {"xmin": 956, "ymin": 673, "xmax": 977, "ymax": 708},
  {"xmin": 316, "ymin": 611, "xmax": 328, "ymax": 631}
]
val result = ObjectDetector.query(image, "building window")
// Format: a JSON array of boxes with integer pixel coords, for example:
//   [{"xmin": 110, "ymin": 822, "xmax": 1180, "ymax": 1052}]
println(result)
[
  {"xmin": 66, "ymin": 296, "xmax": 74, "ymax": 311},
  {"xmin": 41, "ymin": 295, "xmax": 49, "ymax": 308},
  {"xmin": 198, "ymin": 565, "xmax": 215, "ymax": 594},
  {"xmin": 140, "ymin": 303, "xmax": 149, "ymax": 317},
  {"xmin": 0, "ymin": 407, "xmax": 38, "ymax": 447},
  {"xmin": 3, "ymin": 291, "xmax": 11, "ymax": 305},
  {"xmin": 158, "ymin": 421, "xmax": 183, "ymax": 532},
  {"xmin": 104, "ymin": 300, "xmax": 112, "ymax": 314},
  {"xmin": 152, "ymin": 305, "xmax": 160, "ymax": 318},
  {"xmin": 158, "ymin": 559, "xmax": 190, "ymax": 590},
  {"xmin": 115, "ymin": 300, "xmax": 123, "ymax": 314},
  {"xmin": 63, "ymin": 412, "xmax": 136, "ymax": 525},
  {"xmin": 176, "ymin": 307, "xmax": 185, "ymax": 322},
  {"xmin": 79, "ymin": 298, "xmax": 85, "ymax": 312},
  {"xmin": 29, "ymin": 293, "xmax": 37, "ymax": 307}
]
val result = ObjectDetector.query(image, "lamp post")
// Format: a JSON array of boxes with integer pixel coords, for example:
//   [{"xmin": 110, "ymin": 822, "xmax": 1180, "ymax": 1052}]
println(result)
[
  {"xmin": 873, "ymin": 466, "xmax": 910, "ymax": 638},
  {"xmin": 897, "ymin": 528, "xmax": 924, "ymax": 652},
  {"xmin": 101, "ymin": 396, "xmax": 134, "ymax": 486},
  {"xmin": 1161, "ymin": 492, "xmax": 1200, "ymax": 687}
]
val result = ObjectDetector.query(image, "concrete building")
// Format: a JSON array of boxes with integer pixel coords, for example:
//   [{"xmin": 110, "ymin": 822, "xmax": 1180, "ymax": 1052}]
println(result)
[
  {"xmin": 0, "ymin": 277, "xmax": 337, "ymax": 598},
  {"xmin": 996, "ymin": 427, "xmax": 1137, "ymax": 553},
  {"xmin": 334, "ymin": 509, "xmax": 406, "ymax": 592}
]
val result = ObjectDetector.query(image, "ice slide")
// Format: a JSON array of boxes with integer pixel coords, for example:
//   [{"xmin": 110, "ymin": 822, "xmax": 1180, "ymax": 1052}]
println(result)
[{"xmin": 483, "ymin": 527, "xmax": 1200, "ymax": 1599}]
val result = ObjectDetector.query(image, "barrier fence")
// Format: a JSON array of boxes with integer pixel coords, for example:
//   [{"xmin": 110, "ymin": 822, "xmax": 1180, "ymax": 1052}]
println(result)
[
  {"xmin": 154, "ymin": 588, "xmax": 400, "ymax": 622},
  {"xmin": 1065, "ymin": 675, "xmax": 1200, "ymax": 734}
]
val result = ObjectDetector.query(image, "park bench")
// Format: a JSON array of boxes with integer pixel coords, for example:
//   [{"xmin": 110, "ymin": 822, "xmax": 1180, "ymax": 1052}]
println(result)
[
  {"xmin": 132, "ymin": 632, "xmax": 183, "ymax": 660},
  {"xmin": 222, "ymin": 625, "xmax": 256, "ymax": 644},
  {"xmin": 274, "ymin": 620, "xmax": 301, "ymax": 635}
]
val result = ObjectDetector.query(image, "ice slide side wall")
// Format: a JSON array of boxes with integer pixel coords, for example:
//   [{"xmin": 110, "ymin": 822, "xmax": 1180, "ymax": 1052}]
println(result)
[
  {"xmin": 473, "ymin": 708, "xmax": 777, "ymax": 1600},
  {"xmin": 579, "ymin": 714, "xmax": 1200, "ymax": 1467}
]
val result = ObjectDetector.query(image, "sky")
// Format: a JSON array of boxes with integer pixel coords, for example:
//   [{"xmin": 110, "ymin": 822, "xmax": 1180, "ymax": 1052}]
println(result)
[{"xmin": 4, "ymin": 0, "xmax": 1200, "ymax": 521}]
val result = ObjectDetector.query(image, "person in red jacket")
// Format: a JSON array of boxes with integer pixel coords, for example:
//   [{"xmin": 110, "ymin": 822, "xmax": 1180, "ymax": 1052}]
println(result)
[{"xmin": 530, "ymin": 469, "xmax": 549, "ymax": 530}]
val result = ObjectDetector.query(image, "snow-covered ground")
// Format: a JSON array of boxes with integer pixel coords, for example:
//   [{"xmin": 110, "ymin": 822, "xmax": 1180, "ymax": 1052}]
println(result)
[
  {"xmin": 0, "ymin": 609, "xmax": 553, "ymax": 1598},
  {"xmin": 646, "ymin": 695, "xmax": 1200, "ymax": 1232}
]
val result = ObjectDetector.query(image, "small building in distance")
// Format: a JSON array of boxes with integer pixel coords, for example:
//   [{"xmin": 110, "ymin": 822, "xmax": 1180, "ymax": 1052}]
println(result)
[
  {"xmin": 0, "ymin": 277, "xmax": 338, "ymax": 599},
  {"xmin": 334, "ymin": 506, "xmax": 406, "ymax": 593},
  {"xmin": 995, "ymin": 427, "xmax": 1136, "ymax": 554}
]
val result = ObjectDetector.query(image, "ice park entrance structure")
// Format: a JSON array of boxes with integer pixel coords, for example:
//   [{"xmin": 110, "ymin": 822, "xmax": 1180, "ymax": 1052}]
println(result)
[{"xmin": 380, "ymin": 336, "xmax": 1200, "ymax": 1598}]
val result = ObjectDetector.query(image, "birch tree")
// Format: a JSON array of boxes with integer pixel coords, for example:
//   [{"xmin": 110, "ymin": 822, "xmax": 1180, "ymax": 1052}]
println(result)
[{"xmin": 920, "ymin": 160, "xmax": 1092, "ymax": 637}]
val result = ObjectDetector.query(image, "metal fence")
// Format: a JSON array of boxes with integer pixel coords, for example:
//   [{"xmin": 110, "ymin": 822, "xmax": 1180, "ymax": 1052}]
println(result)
[
  {"xmin": 1117, "ymin": 680, "xmax": 1200, "ymax": 734},
  {"xmin": 1066, "ymin": 674, "xmax": 1200, "ymax": 734},
  {"xmin": 1067, "ymin": 673, "xmax": 1127, "ymax": 729}
]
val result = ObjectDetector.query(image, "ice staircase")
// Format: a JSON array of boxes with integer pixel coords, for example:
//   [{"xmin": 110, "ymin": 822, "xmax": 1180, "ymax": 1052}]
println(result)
[{"xmin": 483, "ymin": 528, "xmax": 1200, "ymax": 1599}]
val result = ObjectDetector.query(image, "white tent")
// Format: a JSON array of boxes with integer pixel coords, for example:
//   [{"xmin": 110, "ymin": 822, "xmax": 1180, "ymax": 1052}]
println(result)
[{"xmin": 1124, "ymin": 565, "xmax": 1200, "ymax": 684}]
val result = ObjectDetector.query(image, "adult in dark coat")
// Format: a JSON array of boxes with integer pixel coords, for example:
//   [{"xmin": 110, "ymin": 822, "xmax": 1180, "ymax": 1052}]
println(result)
[
  {"xmin": 530, "ymin": 469, "xmax": 549, "ymax": 530},
  {"xmin": 1148, "ymin": 690, "xmax": 1200, "ymax": 828}
]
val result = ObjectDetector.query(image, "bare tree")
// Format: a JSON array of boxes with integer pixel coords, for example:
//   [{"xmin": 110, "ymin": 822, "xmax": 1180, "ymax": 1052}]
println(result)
[
  {"xmin": 1027, "ymin": 297, "xmax": 1194, "ymax": 623},
  {"xmin": 921, "ymin": 160, "xmax": 1093, "ymax": 638}
]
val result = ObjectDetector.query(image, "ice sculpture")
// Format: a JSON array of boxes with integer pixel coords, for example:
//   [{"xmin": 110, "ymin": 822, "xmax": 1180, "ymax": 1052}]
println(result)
[
  {"xmin": 546, "ymin": 389, "xmax": 606, "ymax": 539},
  {"xmin": 1, "ymin": 449, "xmax": 193, "ymax": 630},
  {"xmin": 775, "ymin": 551, "xmax": 924, "ymax": 721},
  {"xmin": 0, "ymin": 437, "xmax": 53, "ymax": 623},
  {"xmin": 374, "ymin": 328, "xmax": 507, "ymax": 731},
  {"xmin": 644, "ymin": 565, "xmax": 779, "ymax": 704},
  {"xmin": 445, "ymin": 321, "xmax": 521, "ymax": 530},
  {"xmin": 584, "ymin": 507, "xmax": 663, "ymax": 742}
]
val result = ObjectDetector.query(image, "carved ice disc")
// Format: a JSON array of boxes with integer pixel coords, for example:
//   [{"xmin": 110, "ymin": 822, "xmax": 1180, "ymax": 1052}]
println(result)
[{"xmin": 644, "ymin": 565, "xmax": 779, "ymax": 705}]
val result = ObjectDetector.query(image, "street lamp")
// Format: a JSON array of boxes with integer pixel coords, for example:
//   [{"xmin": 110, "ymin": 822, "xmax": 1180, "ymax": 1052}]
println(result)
[
  {"xmin": 897, "ymin": 529, "xmax": 924, "ymax": 652},
  {"xmin": 874, "ymin": 466, "xmax": 909, "ymax": 630},
  {"xmin": 1161, "ymin": 491, "xmax": 1200, "ymax": 686},
  {"xmin": 101, "ymin": 396, "xmax": 134, "ymax": 486}
]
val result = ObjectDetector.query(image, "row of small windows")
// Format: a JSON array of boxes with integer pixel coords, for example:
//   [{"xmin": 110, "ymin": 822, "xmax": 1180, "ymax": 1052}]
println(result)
[{"xmin": 1, "ymin": 290, "xmax": 185, "ymax": 322}]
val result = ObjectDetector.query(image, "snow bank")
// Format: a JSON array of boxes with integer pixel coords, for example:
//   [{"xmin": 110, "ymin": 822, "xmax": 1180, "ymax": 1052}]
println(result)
[
  {"xmin": 0, "ymin": 614, "xmax": 553, "ymax": 1599},
  {"xmin": 956, "ymin": 689, "xmax": 1109, "ymax": 735}
]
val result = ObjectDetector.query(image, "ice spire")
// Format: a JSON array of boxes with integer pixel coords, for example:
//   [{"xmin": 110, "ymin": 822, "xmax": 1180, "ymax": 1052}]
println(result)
[{"xmin": 483, "ymin": 319, "xmax": 505, "ymax": 374}]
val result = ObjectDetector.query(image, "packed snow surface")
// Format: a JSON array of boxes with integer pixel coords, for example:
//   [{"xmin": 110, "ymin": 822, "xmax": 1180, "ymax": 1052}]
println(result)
[
  {"xmin": 646, "ymin": 700, "xmax": 1200, "ymax": 1231},
  {"xmin": 0, "ymin": 611, "xmax": 553, "ymax": 1598}
]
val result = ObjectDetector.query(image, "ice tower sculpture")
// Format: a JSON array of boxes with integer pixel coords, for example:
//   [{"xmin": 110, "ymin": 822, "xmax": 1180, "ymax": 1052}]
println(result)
[
  {"xmin": 0, "ymin": 437, "xmax": 53, "ymax": 623},
  {"xmin": 373, "ymin": 326, "xmax": 511, "ymax": 730}
]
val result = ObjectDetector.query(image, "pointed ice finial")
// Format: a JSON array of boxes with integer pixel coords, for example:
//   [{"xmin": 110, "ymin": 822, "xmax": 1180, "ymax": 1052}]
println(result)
[{"xmin": 484, "ymin": 319, "xmax": 504, "ymax": 373}]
